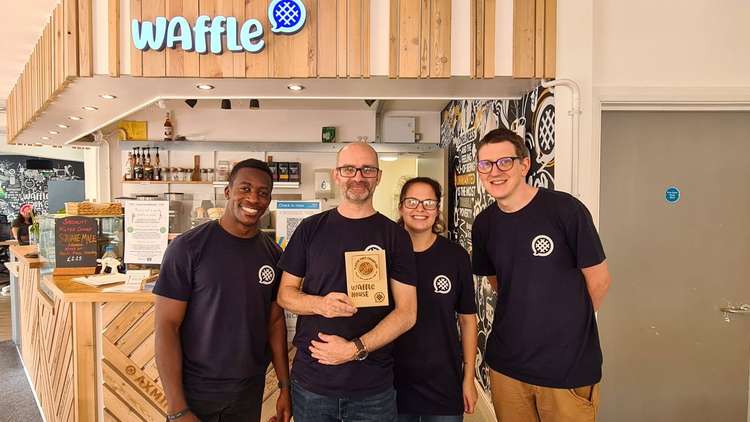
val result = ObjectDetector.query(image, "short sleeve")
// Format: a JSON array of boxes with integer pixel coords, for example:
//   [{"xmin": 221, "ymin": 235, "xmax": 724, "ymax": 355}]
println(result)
[
  {"xmin": 456, "ymin": 246, "xmax": 477, "ymax": 314},
  {"xmin": 388, "ymin": 227, "xmax": 417, "ymax": 286},
  {"xmin": 565, "ymin": 199, "xmax": 606, "ymax": 269},
  {"xmin": 471, "ymin": 213, "xmax": 495, "ymax": 276},
  {"xmin": 153, "ymin": 237, "xmax": 193, "ymax": 301},
  {"xmin": 277, "ymin": 218, "xmax": 309, "ymax": 278}
]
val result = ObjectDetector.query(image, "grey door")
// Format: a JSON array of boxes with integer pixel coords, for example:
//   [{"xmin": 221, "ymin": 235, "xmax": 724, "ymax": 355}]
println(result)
[{"xmin": 599, "ymin": 111, "xmax": 750, "ymax": 422}]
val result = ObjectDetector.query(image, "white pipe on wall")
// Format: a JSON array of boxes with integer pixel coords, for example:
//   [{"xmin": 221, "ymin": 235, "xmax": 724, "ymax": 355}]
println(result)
[{"xmin": 541, "ymin": 79, "xmax": 582, "ymax": 197}]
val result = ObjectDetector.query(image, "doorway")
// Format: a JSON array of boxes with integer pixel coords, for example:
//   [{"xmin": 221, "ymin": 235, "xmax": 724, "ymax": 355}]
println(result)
[{"xmin": 598, "ymin": 111, "xmax": 750, "ymax": 421}]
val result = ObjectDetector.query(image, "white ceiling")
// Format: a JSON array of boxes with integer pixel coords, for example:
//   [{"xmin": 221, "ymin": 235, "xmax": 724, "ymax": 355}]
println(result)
[{"xmin": 0, "ymin": 1, "xmax": 58, "ymax": 99}]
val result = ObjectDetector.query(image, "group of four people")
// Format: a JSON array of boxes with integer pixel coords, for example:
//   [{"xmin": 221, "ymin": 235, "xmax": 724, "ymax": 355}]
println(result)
[{"xmin": 154, "ymin": 127, "xmax": 612, "ymax": 422}]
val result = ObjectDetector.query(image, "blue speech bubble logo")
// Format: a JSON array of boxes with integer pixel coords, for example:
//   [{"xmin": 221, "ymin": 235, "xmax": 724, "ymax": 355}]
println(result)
[{"xmin": 269, "ymin": 0, "xmax": 307, "ymax": 34}]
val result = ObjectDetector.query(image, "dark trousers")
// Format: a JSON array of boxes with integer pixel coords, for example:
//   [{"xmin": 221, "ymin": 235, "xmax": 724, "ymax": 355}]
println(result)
[{"xmin": 186, "ymin": 379, "xmax": 265, "ymax": 422}]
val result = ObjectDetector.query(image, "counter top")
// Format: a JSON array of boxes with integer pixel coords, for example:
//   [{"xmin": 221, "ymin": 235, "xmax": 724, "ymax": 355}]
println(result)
[
  {"xmin": 9, "ymin": 244, "xmax": 43, "ymax": 269},
  {"xmin": 42, "ymin": 275, "xmax": 155, "ymax": 303}
]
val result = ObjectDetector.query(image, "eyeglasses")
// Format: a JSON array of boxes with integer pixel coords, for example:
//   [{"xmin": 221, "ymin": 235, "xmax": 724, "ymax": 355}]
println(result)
[
  {"xmin": 401, "ymin": 197, "xmax": 439, "ymax": 210},
  {"xmin": 477, "ymin": 157, "xmax": 520, "ymax": 174},
  {"xmin": 336, "ymin": 166, "xmax": 380, "ymax": 178}
]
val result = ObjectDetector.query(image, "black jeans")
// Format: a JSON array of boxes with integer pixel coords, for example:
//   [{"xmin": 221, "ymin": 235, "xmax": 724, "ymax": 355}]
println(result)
[{"xmin": 185, "ymin": 378, "xmax": 265, "ymax": 422}]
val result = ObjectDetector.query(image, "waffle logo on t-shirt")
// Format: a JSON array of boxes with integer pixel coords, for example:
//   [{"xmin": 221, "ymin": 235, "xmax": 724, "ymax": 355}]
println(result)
[
  {"xmin": 258, "ymin": 265, "xmax": 276, "ymax": 285},
  {"xmin": 364, "ymin": 244, "xmax": 383, "ymax": 251},
  {"xmin": 531, "ymin": 235, "xmax": 554, "ymax": 257},
  {"xmin": 433, "ymin": 275, "xmax": 452, "ymax": 294}
]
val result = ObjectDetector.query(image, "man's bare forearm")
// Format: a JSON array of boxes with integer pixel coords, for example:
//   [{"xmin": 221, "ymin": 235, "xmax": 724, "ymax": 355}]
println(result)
[
  {"xmin": 268, "ymin": 306, "xmax": 290, "ymax": 382},
  {"xmin": 360, "ymin": 305, "xmax": 416, "ymax": 353},
  {"xmin": 155, "ymin": 324, "xmax": 188, "ymax": 413},
  {"xmin": 278, "ymin": 286, "xmax": 322, "ymax": 316}
]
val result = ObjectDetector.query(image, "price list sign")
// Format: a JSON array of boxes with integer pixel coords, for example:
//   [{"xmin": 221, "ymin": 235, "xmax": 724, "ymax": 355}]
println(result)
[{"xmin": 54, "ymin": 216, "xmax": 98, "ymax": 275}]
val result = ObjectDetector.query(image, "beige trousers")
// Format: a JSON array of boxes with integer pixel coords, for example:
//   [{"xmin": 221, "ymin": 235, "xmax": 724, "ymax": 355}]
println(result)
[{"xmin": 490, "ymin": 369, "xmax": 600, "ymax": 422}]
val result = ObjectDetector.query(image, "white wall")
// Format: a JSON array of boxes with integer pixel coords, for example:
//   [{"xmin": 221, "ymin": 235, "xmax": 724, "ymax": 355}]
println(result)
[{"xmin": 555, "ymin": 0, "xmax": 750, "ymax": 224}]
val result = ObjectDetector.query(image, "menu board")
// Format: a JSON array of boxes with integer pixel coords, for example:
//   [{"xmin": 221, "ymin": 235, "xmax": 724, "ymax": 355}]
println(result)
[
  {"xmin": 54, "ymin": 216, "xmax": 98, "ymax": 274},
  {"xmin": 124, "ymin": 200, "xmax": 169, "ymax": 264}
]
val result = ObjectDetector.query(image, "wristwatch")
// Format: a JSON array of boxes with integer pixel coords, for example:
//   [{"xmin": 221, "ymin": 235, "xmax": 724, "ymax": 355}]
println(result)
[
  {"xmin": 352, "ymin": 337, "xmax": 368, "ymax": 361},
  {"xmin": 167, "ymin": 408, "xmax": 190, "ymax": 420},
  {"xmin": 278, "ymin": 379, "xmax": 291, "ymax": 389}
]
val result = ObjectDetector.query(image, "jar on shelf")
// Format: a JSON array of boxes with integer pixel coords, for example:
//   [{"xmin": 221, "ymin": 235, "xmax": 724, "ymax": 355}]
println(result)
[
  {"xmin": 207, "ymin": 168, "xmax": 215, "ymax": 182},
  {"xmin": 171, "ymin": 167, "xmax": 180, "ymax": 182},
  {"xmin": 161, "ymin": 168, "xmax": 170, "ymax": 182},
  {"xmin": 201, "ymin": 168, "xmax": 208, "ymax": 182}
]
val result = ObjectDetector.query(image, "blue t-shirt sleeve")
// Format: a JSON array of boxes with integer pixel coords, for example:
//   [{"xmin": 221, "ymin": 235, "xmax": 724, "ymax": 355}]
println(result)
[
  {"xmin": 471, "ymin": 213, "xmax": 495, "ymax": 276},
  {"xmin": 457, "ymin": 247, "xmax": 477, "ymax": 314},
  {"xmin": 565, "ymin": 198, "xmax": 606, "ymax": 269},
  {"xmin": 277, "ymin": 219, "xmax": 308, "ymax": 278},
  {"xmin": 389, "ymin": 228, "xmax": 417, "ymax": 286},
  {"xmin": 153, "ymin": 238, "xmax": 193, "ymax": 301}
]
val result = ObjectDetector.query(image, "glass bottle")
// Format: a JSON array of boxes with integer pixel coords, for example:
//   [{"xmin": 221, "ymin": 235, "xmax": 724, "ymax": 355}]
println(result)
[
  {"xmin": 133, "ymin": 147, "xmax": 144, "ymax": 180},
  {"xmin": 143, "ymin": 147, "xmax": 154, "ymax": 181},
  {"xmin": 153, "ymin": 147, "xmax": 162, "ymax": 181},
  {"xmin": 124, "ymin": 152, "xmax": 133, "ymax": 181},
  {"xmin": 164, "ymin": 112, "xmax": 174, "ymax": 141}
]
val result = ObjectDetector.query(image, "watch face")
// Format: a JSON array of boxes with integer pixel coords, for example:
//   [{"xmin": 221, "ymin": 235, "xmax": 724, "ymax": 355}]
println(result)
[{"xmin": 356, "ymin": 350, "xmax": 368, "ymax": 361}]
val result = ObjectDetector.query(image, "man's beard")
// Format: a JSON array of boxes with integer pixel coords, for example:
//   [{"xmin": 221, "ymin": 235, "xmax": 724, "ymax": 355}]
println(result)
[{"xmin": 344, "ymin": 181, "xmax": 373, "ymax": 202}]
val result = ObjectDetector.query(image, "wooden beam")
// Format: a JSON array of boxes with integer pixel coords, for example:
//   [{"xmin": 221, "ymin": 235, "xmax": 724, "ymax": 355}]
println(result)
[
  {"xmin": 544, "ymin": 0, "xmax": 556, "ymax": 78},
  {"xmin": 72, "ymin": 302, "xmax": 96, "ymax": 422},
  {"xmin": 245, "ymin": 0, "xmax": 270, "ymax": 77},
  {"xmin": 348, "ymin": 0, "xmax": 363, "ymax": 77},
  {"xmin": 399, "ymin": 0, "xmax": 421, "ymax": 78},
  {"xmin": 484, "ymin": 0, "xmax": 495, "ymax": 78},
  {"xmin": 142, "ymin": 0, "xmax": 166, "ymax": 77},
  {"xmin": 513, "ymin": 0, "xmax": 535, "ymax": 78},
  {"xmin": 419, "ymin": 0, "xmax": 430, "ymax": 78},
  {"xmin": 362, "ymin": 0, "xmax": 370, "ymax": 77},
  {"xmin": 130, "ymin": 0, "xmax": 143, "ymax": 76},
  {"xmin": 388, "ymin": 0, "xmax": 398, "ymax": 78},
  {"xmin": 318, "ymin": 0, "xmax": 337, "ymax": 77},
  {"xmin": 336, "ymin": 0, "xmax": 347, "ymax": 77},
  {"xmin": 78, "ymin": 0, "xmax": 93, "ymax": 77},
  {"xmin": 108, "ymin": 0, "xmax": 120, "ymax": 76},
  {"xmin": 431, "ymin": 0, "xmax": 451, "ymax": 78}
]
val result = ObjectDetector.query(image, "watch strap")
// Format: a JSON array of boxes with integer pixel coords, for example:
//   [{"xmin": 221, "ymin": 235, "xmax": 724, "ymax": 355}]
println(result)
[{"xmin": 167, "ymin": 408, "xmax": 191, "ymax": 420}]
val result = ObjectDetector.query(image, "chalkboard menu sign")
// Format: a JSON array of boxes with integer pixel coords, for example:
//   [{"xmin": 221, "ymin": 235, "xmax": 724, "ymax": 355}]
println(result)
[{"xmin": 54, "ymin": 216, "xmax": 98, "ymax": 275}]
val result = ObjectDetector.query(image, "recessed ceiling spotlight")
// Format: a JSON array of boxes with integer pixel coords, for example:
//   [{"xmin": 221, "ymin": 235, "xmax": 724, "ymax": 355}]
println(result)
[
  {"xmin": 41, "ymin": 136, "xmax": 50, "ymax": 141},
  {"xmin": 57, "ymin": 124, "xmax": 69, "ymax": 129},
  {"xmin": 34, "ymin": 143, "xmax": 44, "ymax": 146},
  {"xmin": 99, "ymin": 94, "xmax": 117, "ymax": 99},
  {"xmin": 196, "ymin": 84, "xmax": 215, "ymax": 90},
  {"xmin": 82, "ymin": 106, "xmax": 98, "ymax": 111},
  {"xmin": 49, "ymin": 130, "xmax": 59, "ymax": 135},
  {"xmin": 69, "ymin": 116, "xmax": 83, "ymax": 120},
  {"xmin": 287, "ymin": 83, "xmax": 305, "ymax": 92}
]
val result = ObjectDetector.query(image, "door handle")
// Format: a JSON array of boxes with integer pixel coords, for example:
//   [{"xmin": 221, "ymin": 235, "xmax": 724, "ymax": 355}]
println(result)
[{"xmin": 721, "ymin": 304, "xmax": 750, "ymax": 322}]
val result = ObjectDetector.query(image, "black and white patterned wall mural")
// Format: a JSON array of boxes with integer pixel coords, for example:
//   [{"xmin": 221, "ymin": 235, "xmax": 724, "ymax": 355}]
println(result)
[
  {"xmin": 440, "ymin": 85, "xmax": 555, "ymax": 391},
  {"xmin": 0, "ymin": 155, "xmax": 85, "ymax": 219}
]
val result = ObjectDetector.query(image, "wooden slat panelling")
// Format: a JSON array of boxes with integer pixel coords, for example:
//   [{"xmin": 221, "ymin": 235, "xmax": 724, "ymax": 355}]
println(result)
[
  {"xmin": 388, "ymin": 0, "xmax": 398, "ymax": 78},
  {"xmin": 165, "ymin": 0, "xmax": 185, "ymax": 76},
  {"xmin": 103, "ymin": 337, "xmax": 168, "ymax": 412},
  {"xmin": 109, "ymin": 0, "xmax": 120, "ymax": 76},
  {"xmin": 115, "ymin": 308, "xmax": 155, "ymax": 356},
  {"xmin": 232, "ymin": 0, "xmax": 246, "ymax": 77},
  {"xmin": 474, "ymin": 0, "xmax": 484, "ymax": 78},
  {"xmin": 73, "ymin": 302, "xmax": 97, "ymax": 422},
  {"xmin": 430, "ymin": 0, "xmax": 450, "ymax": 77},
  {"xmin": 336, "ymin": 0, "xmax": 347, "ymax": 76},
  {"xmin": 64, "ymin": 0, "xmax": 79, "ymax": 79},
  {"xmin": 245, "ymin": 0, "xmax": 270, "ymax": 77},
  {"xmin": 419, "ymin": 0, "xmax": 430, "ymax": 78},
  {"xmin": 78, "ymin": 0, "xmax": 93, "ymax": 76},
  {"xmin": 307, "ymin": 0, "xmax": 318, "ymax": 77},
  {"xmin": 142, "ymin": 0, "xmax": 166, "ymax": 77},
  {"xmin": 534, "ymin": 0, "xmax": 544, "ymax": 77},
  {"xmin": 398, "ymin": 0, "xmax": 421, "ymax": 77},
  {"xmin": 102, "ymin": 302, "xmax": 128, "ymax": 329},
  {"xmin": 483, "ymin": 0, "xmax": 496, "ymax": 78},
  {"xmin": 362, "ymin": 0, "xmax": 370, "ymax": 77},
  {"xmin": 512, "ymin": 0, "xmax": 535, "ymax": 77},
  {"xmin": 103, "ymin": 385, "xmax": 147, "ymax": 422},
  {"xmin": 199, "ymin": 0, "xmax": 222, "ymax": 77},
  {"xmin": 104, "ymin": 302, "xmax": 153, "ymax": 343},
  {"xmin": 130, "ymin": 0, "xmax": 143, "ymax": 76},
  {"xmin": 217, "ymin": 0, "xmax": 236, "ymax": 77},
  {"xmin": 103, "ymin": 362, "xmax": 165, "ymax": 422},
  {"xmin": 544, "ymin": 0, "xmax": 556, "ymax": 78},
  {"xmin": 54, "ymin": 4, "xmax": 64, "ymax": 88},
  {"xmin": 317, "ymin": 0, "xmax": 337, "ymax": 77},
  {"xmin": 347, "ymin": 0, "xmax": 362, "ymax": 77}
]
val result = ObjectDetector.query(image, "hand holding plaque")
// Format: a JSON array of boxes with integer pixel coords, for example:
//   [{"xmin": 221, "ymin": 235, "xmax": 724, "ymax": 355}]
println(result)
[{"xmin": 345, "ymin": 249, "xmax": 389, "ymax": 307}]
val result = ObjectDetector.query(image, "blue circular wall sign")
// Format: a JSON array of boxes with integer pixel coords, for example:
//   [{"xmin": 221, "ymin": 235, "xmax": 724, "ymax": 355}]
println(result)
[{"xmin": 665, "ymin": 186, "xmax": 681, "ymax": 204}]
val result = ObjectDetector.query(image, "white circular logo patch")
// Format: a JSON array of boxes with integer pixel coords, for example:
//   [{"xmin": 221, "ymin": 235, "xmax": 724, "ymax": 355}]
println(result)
[
  {"xmin": 531, "ymin": 235, "xmax": 554, "ymax": 257},
  {"xmin": 433, "ymin": 275, "xmax": 452, "ymax": 294},
  {"xmin": 364, "ymin": 244, "xmax": 383, "ymax": 251},
  {"xmin": 258, "ymin": 265, "xmax": 276, "ymax": 285}
]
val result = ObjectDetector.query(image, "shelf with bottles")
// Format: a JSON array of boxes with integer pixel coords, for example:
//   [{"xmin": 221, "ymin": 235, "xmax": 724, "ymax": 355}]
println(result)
[{"xmin": 122, "ymin": 180, "xmax": 214, "ymax": 185}]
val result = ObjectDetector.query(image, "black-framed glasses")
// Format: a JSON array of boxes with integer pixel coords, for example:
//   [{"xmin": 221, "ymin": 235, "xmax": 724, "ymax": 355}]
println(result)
[
  {"xmin": 336, "ymin": 166, "xmax": 380, "ymax": 178},
  {"xmin": 400, "ymin": 197, "xmax": 439, "ymax": 210},
  {"xmin": 477, "ymin": 157, "xmax": 520, "ymax": 174}
]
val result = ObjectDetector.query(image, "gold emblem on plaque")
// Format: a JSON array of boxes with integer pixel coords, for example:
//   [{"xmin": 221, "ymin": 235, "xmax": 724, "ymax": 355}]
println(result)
[{"xmin": 345, "ymin": 249, "xmax": 389, "ymax": 308}]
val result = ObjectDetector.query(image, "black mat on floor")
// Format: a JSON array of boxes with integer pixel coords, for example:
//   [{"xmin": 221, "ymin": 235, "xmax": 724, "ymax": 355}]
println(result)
[{"xmin": 0, "ymin": 341, "xmax": 42, "ymax": 422}]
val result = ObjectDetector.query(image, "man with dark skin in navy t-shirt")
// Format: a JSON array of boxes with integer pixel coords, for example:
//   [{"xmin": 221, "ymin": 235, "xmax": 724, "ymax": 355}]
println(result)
[
  {"xmin": 154, "ymin": 159, "xmax": 291, "ymax": 422},
  {"xmin": 472, "ymin": 128, "xmax": 612, "ymax": 422},
  {"xmin": 277, "ymin": 142, "xmax": 418, "ymax": 422}
]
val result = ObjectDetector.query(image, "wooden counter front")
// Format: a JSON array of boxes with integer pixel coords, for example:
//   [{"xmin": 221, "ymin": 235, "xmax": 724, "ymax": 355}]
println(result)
[{"xmin": 13, "ymin": 250, "xmax": 289, "ymax": 422}]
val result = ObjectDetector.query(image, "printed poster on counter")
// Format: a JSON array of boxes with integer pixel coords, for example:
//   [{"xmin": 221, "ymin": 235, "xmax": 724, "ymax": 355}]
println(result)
[{"xmin": 124, "ymin": 200, "xmax": 169, "ymax": 264}]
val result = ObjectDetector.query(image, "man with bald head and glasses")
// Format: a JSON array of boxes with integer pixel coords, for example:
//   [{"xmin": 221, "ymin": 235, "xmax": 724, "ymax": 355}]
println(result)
[
  {"xmin": 471, "ymin": 128, "xmax": 612, "ymax": 422},
  {"xmin": 277, "ymin": 142, "xmax": 418, "ymax": 422}
]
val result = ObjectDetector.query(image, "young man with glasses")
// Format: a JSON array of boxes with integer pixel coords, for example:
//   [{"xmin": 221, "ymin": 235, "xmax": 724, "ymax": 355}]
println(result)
[
  {"xmin": 277, "ymin": 142, "xmax": 418, "ymax": 422},
  {"xmin": 471, "ymin": 128, "xmax": 612, "ymax": 422}
]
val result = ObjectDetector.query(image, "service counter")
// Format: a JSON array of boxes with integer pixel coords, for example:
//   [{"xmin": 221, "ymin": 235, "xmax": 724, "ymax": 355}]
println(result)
[{"xmin": 10, "ymin": 244, "xmax": 288, "ymax": 422}]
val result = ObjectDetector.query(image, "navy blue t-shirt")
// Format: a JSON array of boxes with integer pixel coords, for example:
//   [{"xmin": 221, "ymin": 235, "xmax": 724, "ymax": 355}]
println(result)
[
  {"xmin": 278, "ymin": 208, "xmax": 417, "ymax": 398},
  {"xmin": 471, "ymin": 188, "xmax": 606, "ymax": 388},
  {"xmin": 153, "ymin": 221, "xmax": 282, "ymax": 400},
  {"xmin": 394, "ymin": 236, "xmax": 476, "ymax": 416}
]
